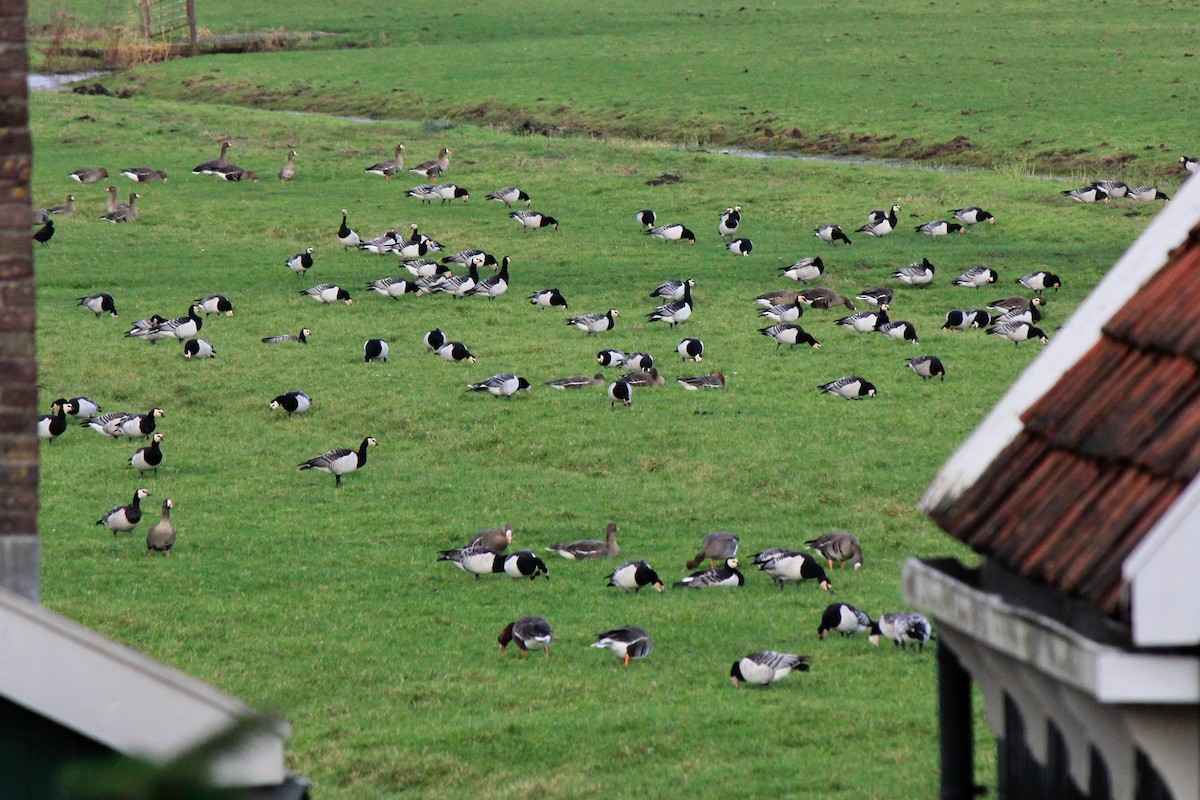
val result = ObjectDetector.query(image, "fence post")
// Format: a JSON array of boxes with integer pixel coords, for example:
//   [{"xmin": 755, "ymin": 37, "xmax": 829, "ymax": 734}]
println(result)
[
  {"xmin": 186, "ymin": 0, "xmax": 197, "ymax": 52},
  {"xmin": 139, "ymin": 0, "xmax": 151, "ymax": 38}
]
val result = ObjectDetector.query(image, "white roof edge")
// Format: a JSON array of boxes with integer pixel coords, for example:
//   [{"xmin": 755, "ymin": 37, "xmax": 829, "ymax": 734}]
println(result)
[
  {"xmin": 920, "ymin": 172, "xmax": 1200, "ymax": 513},
  {"xmin": 0, "ymin": 587, "xmax": 290, "ymax": 786}
]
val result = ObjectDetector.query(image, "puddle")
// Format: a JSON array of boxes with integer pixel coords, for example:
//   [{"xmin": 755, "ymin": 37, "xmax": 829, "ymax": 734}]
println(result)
[{"xmin": 29, "ymin": 72, "xmax": 109, "ymax": 91}]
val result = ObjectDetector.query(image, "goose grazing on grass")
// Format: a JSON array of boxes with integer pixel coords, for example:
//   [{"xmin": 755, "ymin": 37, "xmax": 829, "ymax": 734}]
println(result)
[
  {"xmin": 758, "ymin": 298, "xmax": 804, "ymax": 324},
  {"xmin": 954, "ymin": 266, "xmax": 998, "ymax": 288},
  {"xmin": 302, "ymin": 284, "xmax": 352, "ymax": 305},
  {"xmin": 78, "ymin": 293, "xmax": 118, "ymax": 318},
  {"xmin": 1180, "ymin": 156, "xmax": 1199, "ymax": 174},
  {"xmin": 650, "ymin": 280, "xmax": 689, "ymax": 301},
  {"xmin": 278, "ymin": 149, "xmax": 297, "ymax": 186},
  {"xmin": 819, "ymin": 375, "xmax": 877, "ymax": 399},
  {"xmin": 647, "ymin": 279, "xmax": 694, "ymax": 327},
  {"xmin": 942, "ymin": 310, "xmax": 970, "ymax": 331},
  {"xmin": 754, "ymin": 550, "xmax": 832, "ymax": 591},
  {"xmin": 591, "ymin": 626, "xmax": 653, "ymax": 666},
  {"xmin": 993, "ymin": 300, "xmax": 1043, "ymax": 327},
  {"xmin": 686, "ymin": 531, "xmax": 738, "ymax": 570},
  {"xmin": 359, "ymin": 229, "xmax": 402, "ymax": 256},
  {"xmin": 1091, "ymin": 180, "xmax": 1129, "ymax": 198},
  {"xmin": 146, "ymin": 498, "xmax": 176, "ymax": 556},
  {"xmin": 546, "ymin": 523, "xmax": 620, "ymax": 560},
  {"xmin": 622, "ymin": 352, "xmax": 651, "ymax": 371},
  {"xmin": 730, "ymin": 651, "xmax": 810, "ymax": 688},
  {"xmin": 423, "ymin": 329, "xmax": 446, "ymax": 353},
  {"xmin": 121, "ymin": 167, "xmax": 168, "ymax": 183},
  {"xmin": 123, "ymin": 315, "xmax": 167, "ymax": 343},
  {"xmin": 194, "ymin": 294, "xmax": 234, "ymax": 317},
  {"xmin": 82, "ymin": 411, "xmax": 133, "ymax": 438},
  {"xmin": 529, "ymin": 288, "xmax": 568, "ymax": 310},
  {"xmin": 545, "ymin": 373, "xmax": 605, "ymax": 390},
  {"xmin": 213, "ymin": 165, "xmax": 256, "ymax": 183},
  {"xmin": 568, "ymin": 309, "xmax": 619, "ymax": 335},
  {"xmin": 298, "ymin": 436, "xmax": 377, "ymax": 487},
  {"xmin": 262, "ymin": 329, "xmax": 310, "ymax": 345},
  {"xmin": 269, "ymin": 391, "xmax": 311, "ymax": 416},
  {"xmin": 676, "ymin": 558, "xmax": 745, "ymax": 589},
  {"xmin": 442, "ymin": 248, "xmax": 497, "ymax": 268},
  {"xmin": 727, "ymin": 237, "xmax": 752, "ymax": 255},
  {"xmin": 799, "ymin": 287, "xmax": 855, "ymax": 310},
  {"xmin": 855, "ymin": 286, "xmax": 893, "ymax": 307},
  {"xmin": 987, "ymin": 322, "xmax": 1048, "ymax": 346},
  {"xmin": 406, "ymin": 184, "xmax": 438, "ymax": 203},
  {"xmin": 836, "ymin": 305, "xmax": 889, "ymax": 333},
  {"xmin": 607, "ymin": 560, "xmax": 665, "ymax": 593},
  {"xmin": 37, "ymin": 400, "xmax": 72, "ymax": 442},
  {"xmin": 814, "ymin": 223, "xmax": 851, "ymax": 245},
  {"xmin": 469, "ymin": 523, "xmax": 513, "ymax": 552},
  {"xmin": 1128, "ymin": 186, "xmax": 1170, "ymax": 202},
  {"xmin": 503, "ymin": 550, "xmax": 549, "ymax": 580},
  {"xmin": 69, "ymin": 166, "xmax": 108, "ymax": 184},
  {"xmin": 779, "ymin": 256, "xmax": 824, "ymax": 283},
  {"xmin": 192, "ymin": 141, "xmax": 231, "ymax": 174},
  {"xmin": 469, "ymin": 256, "xmax": 511, "ymax": 299},
  {"xmin": 893, "ymin": 258, "xmax": 936, "ymax": 286},
  {"xmin": 149, "ymin": 306, "xmax": 203, "ymax": 341},
  {"xmin": 130, "ymin": 433, "xmax": 164, "ymax": 476},
  {"xmin": 182, "ymin": 338, "xmax": 215, "ymax": 359},
  {"xmin": 759, "ymin": 323, "xmax": 820, "ymax": 349},
  {"xmin": 367, "ymin": 276, "xmax": 419, "ymax": 298},
  {"xmin": 950, "ymin": 206, "xmax": 995, "ymax": 225},
  {"xmin": 1017, "ymin": 271, "xmax": 1062, "ymax": 294},
  {"xmin": 432, "ymin": 264, "xmax": 480, "ymax": 298},
  {"xmin": 596, "ymin": 349, "xmax": 626, "ymax": 368},
  {"xmin": 857, "ymin": 204, "xmax": 899, "ymax": 237},
  {"xmin": 365, "ymin": 143, "xmax": 404, "ymax": 179},
  {"xmin": 117, "ymin": 408, "xmax": 164, "ymax": 439},
  {"xmin": 987, "ymin": 295, "xmax": 1043, "ymax": 314},
  {"xmin": 364, "ymin": 339, "xmax": 389, "ymax": 363},
  {"xmin": 805, "ymin": 531, "xmax": 863, "ymax": 570},
  {"xmin": 608, "ymin": 380, "xmax": 632, "ymax": 409},
  {"xmin": 409, "ymin": 147, "xmax": 451, "ymax": 181},
  {"xmin": 718, "ymin": 206, "xmax": 741, "ymax": 240},
  {"xmin": 915, "ymin": 220, "xmax": 965, "ymax": 236},
  {"xmin": 1062, "ymin": 185, "xmax": 1108, "ymax": 203},
  {"xmin": 677, "ymin": 338, "xmax": 704, "ymax": 361},
  {"xmin": 635, "ymin": 209, "xmax": 656, "ymax": 229},
  {"xmin": 644, "ymin": 222, "xmax": 695, "ymax": 243},
  {"xmin": 875, "ymin": 320, "xmax": 919, "ymax": 344},
  {"xmin": 498, "ymin": 616, "xmax": 553, "ymax": 658},
  {"xmin": 436, "ymin": 341, "xmax": 476, "ymax": 363},
  {"xmin": 437, "ymin": 544, "xmax": 503, "ymax": 578},
  {"xmin": 510, "ymin": 210, "xmax": 559, "ymax": 231},
  {"xmin": 818, "ymin": 603, "xmax": 872, "ymax": 639},
  {"xmin": 870, "ymin": 612, "xmax": 932, "ymax": 651},
  {"xmin": 336, "ymin": 210, "xmax": 360, "ymax": 249},
  {"xmin": 677, "ymin": 371, "xmax": 725, "ymax": 390},
  {"xmin": 67, "ymin": 397, "xmax": 100, "ymax": 419},
  {"xmin": 488, "ymin": 186, "xmax": 531, "ymax": 207},
  {"xmin": 432, "ymin": 183, "xmax": 469, "ymax": 203},
  {"xmin": 907, "ymin": 355, "xmax": 946, "ymax": 381},
  {"xmin": 287, "ymin": 248, "xmax": 315, "ymax": 275},
  {"xmin": 97, "ymin": 488, "xmax": 150, "ymax": 535},
  {"xmin": 404, "ymin": 259, "xmax": 449, "ymax": 279},
  {"xmin": 467, "ymin": 373, "xmax": 531, "ymax": 397}
]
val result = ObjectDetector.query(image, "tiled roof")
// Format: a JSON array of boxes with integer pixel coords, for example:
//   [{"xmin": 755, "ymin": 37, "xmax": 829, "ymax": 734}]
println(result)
[{"xmin": 928, "ymin": 222, "xmax": 1200, "ymax": 617}]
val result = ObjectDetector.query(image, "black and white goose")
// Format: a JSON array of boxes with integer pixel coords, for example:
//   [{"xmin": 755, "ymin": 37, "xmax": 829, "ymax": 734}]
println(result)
[
  {"xmin": 367, "ymin": 276, "xmax": 419, "ymax": 299},
  {"xmin": 635, "ymin": 209, "xmax": 657, "ymax": 229},
  {"xmin": 436, "ymin": 341, "xmax": 476, "ymax": 363},
  {"xmin": 403, "ymin": 259, "xmax": 449, "ymax": 279},
  {"xmin": 730, "ymin": 651, "xmax": 811, "ymax": 688},
  {"xmin": 950, "ymin": 206, "xmax": 995, "ymax": 225},
  {"xmin": 150, "ymin": 306, "xmax": 203, "ymax": 341},
  {"xmin": 364, "ymin": 339, "xmax": 389, "ymax": 363},
  {"xmin": 183, "ymin": 339, "xmax": 215, "ymax": 359},
  {"xmin": 37, "ymin": 400, "xmax": 72, "ymax": 442},
  {"xmin": 409, "ymin": 147, "xmax": 451, "ymax": 181},
  {"xmin": 870, "ymin": 612, "xmax": 932, "ymax": 651},
  {"xmin": 759, "ymin": 324, "xmax": 821, "ymax": 349},
  {"xmin": 942, "ymin": 310, "xmax": 971, "ymax": 331},
  {"xmin": 117, "ymin": 408, "xmax": 164, "ymax": 439},
  {"xmin": 857, "ymin": 204, "xmax": 899, "ymax": 237},
  {"xmin": 336, "ymin": 210, "xmax": 360, "ymax": 250},
  {"xmin": 469, "ymin": 256, "xmax": 511, "ymax": 299},
  {"xmin": 758, "ymin": 298, "xmax": 804, "ymax": 324},
  {"xmin": 727, "ymin": 237, "xmax": 753, "ymax": 256},
  {"xmin": 1128, "ymin": 186, "xmax": 1170, "ymax": 202},
  {"xmin": 875, "ymin": 320, "xmax": 919, "ymax": 343},
  {"xmin": 432, "ymin": 183, "xmax": 469, "ymax": 203},
  {"xmin": 405, "ymin": 184, "xmax": 438, "ymax": 203},
  {"xmin": 855, "ymin": 286, "xmax": 893, "ymax": 306},
  {"xmin": 647, "ymin": 279, "xmax": 694, "ymax": 327},
  {"xmin": 488, "ymin": 186, "xmax": 531, "ymax": 207},
  {"xmin": 994, "ymin": 301, "xmax": 1043, "ymax": 327},
  {"xmin": 1062, "ymin": 185, "xmax": 1108, "ymax": 203},
  {"xmin": 625, "ymin": 352, "xmax": 654, "ymax": 371},
  {"xmin": 754, "ymin": 550, "xmax": 832, "ymax": 590},
  {"xmin": 806, "ymin": 531, "xmax": 863, "ymax": 570},
  {"xmin": 302, "ymin": 284, "xmax": 353, "ymax": 305},
  {"xmin": 987, "ymin": 322, "xmax": 1048, "ymax": 346},
  {"xmin": 467, "ymin": 373, "xmax": 531, "ymax": 397},
  {"xmin": 358, "ymin": 230, "xmax": 402, "ymax": 255},
  {"xmin": 82, "ymin": 411, "xmax": 132, "ymax": 438},
  {"xmin": 675, "ymin": 557, "xmax": 745, "ymax": 589},
  {"xmin": 269, "ymin": 391, "xmax": 311, "ymax": 416},
  {"xmin": 893, "ymin": 258, "xmax": 936, "ymax": 286},
  {"xmin": 987, "ymin": 295, "xmax": 1042, "ymax": 314},
  {"xmin": 69, "ymin": 166, "xmax": 108, "ymax": 184},
  {"xmin": 212, "ymin": 164, "xmax": 256, "ymax": 182},
  {"xmin": 718, "ymin": 206, "xmax": 741, "ymax": 239},
  {"xmin": 442, "ymin": 249, "xmax": 497, "ymax": 269},
  {"xmin": 130, "ymin": 433, "xmax": 164, "ymax": 476},
  {"xmin": 1017, "ymin": 271, "xmax": 1062, "ymax": 293},
  {"xmin": 1092, "ymin": 180, "xmax": 1130, "ymax": 198},
  {"xmin": 607, "ymin": 560, "xmax": 665, "ymax": 593},
  {"xmin": 122, "ymin": 316, "xmax": 167, "ymax": 343},
  {"xmin": 529, "ymin": 288, "xmax": 569, "ymax": 310},
  {"xmin": 907, "ymin": 355, "xmax": 946, "ymax": 381},
  {"xmin": 608, "ymin": 380, "xmax": 632, "ymax": 409},
  {"xmin": 836, "ymin": 305, "xmax": 889, "ymax": 333},
  {"xmin": 814, "ymin": 224, "xmax": 852, "ymax": 245},
  {"xmin": 677, "ymin": 371, "xmax": 725, "ymax": 390},
  {"xmin": 194, "ymin": 294, "xmax": 234, "ymax": 317},
  {"xmin": 596, "ymin": 349, "xmax": 626, "ymax": 368},
  {"xmin": 503, "ymin": 550, "xmax": 549, "ymax": 580},
  {"xmin": 436, "ymin": 544, "xmax": 503, "ymax": 578},
  {"xmin": 780, "ymin": 256, "xmax": 824, "ymax": 283},
  {"xmin": 510, "ymin": 210, "xmax": 558, "ymax": 231},
  {"xmin": 591, "ymin": 626, "xmax": 653, "ymax": 666},
  {"xmin": 1180, "ymin": 156, "xmax": 1199, "ymax": 174},
  {"xmin": 498, "ymin": 616, "xmax": 553, "ymax": 658},
  {"xmin": 397, "ymin": 235, "xmax": 436, "ymax": 260},
  {"xmin": 192, "ymin": 141, "xmax": 231, "ymax": 175},
  {"xmin": 818, "ymin": 603, "xmax": 872, "ymax": 639},
  {"xmin": 915, "ymin": 220, "xmax": 965, "ymax": 236},
  {"xmin": 67, "ymin": 397, "xmax": 100, "ymax": 419},
  {"xmin": 97, "ymin": 488, "xmax": 150, "ymax": 534},
  {"xmin": 953, "ymin": 266, "xmax": 998, "ymax": 288},
  {"xmin": 677, "ymin": 338, "xmax": 704, "ymax": 361},
  {"xmin": 423, "ymin": 329, "xmax": 446, "ymax": 353},
  {"xmin": 644, "ymin": 222, "xmax": 695, "ymax": 243},
  {"xmin": 434, "ymin": 264, "xmax": 480, "ymax": 299},
  {"xmin": 819, "ymin": 376, "xmax": 877, "ymax": 399},
  {"xmin": 364, "ymin": 144, "xmax": 404, "ymax": 179},
  {"xmin": 286, "ymin": 248, "xmax": 314, "ymax": 275},
  {"xmin": 298, "ymin": 436, "xmax": 378, "ymax": 487},
  {"xmin": 650, "ymin": 280, "xmax": 689, "ymax": 301},
  {"xmin": 78, "ymin": 293, "xmax": 118, "ymax": 318},
  {"xmin": 544, "ymin": 373, "xmax": 605, "ymax": 389},
  {"xmin": 568, "ymin": 309, "xmax": 619, "ymax": 335},
  {"xmin": 262, "ymin": 329, "xmax": 310, "ymax": 345}
]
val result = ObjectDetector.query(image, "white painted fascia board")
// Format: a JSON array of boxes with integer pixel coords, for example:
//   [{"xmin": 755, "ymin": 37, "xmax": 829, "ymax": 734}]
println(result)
[
  {"xmin": 1123, "ymin": 477, "xmax": 1200, "ymax": 646},
  {"xmin": 920, "ymin": 172, "xmax": 1200, "ymax": 512},
  {"xmin": 903, "ymin": 559, "xmax": 1200, "ymax": 704},
  {"xmin": 0, "ymin": 588, "xmax": 289, "ymax": 787}
]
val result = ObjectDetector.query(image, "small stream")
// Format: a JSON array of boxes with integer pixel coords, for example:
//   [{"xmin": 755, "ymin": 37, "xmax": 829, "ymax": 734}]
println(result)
[{"xmin": 28, "ymin": 72, "xmax": 109, "ymax": 91}]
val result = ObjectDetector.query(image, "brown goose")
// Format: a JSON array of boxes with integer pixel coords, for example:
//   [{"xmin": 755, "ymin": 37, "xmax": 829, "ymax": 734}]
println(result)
[
  {"xmin": 193, "ymin": 141, "xmax": 231, "ymax": 174},
  {"xmin": 101, "ymin": 193, "xmax": 140, "ymax": 223},
  {"xmin": 121, "ymin": 167, "xmax": 168, "ymax": 183},
  {"xmin": 33, "ymin": 194, "xmax": 76, "ymax": 223},
  {"xmin": 146, "ymin": 498, "xmax": 176, "ymax": 556},
  {"xmin": 365, "ymin": 144, "xmax": 404, "ymax": 179},
  {"xmin": 69, "ymin": 167, "xmax": 108, "ymax": 184},
  {"xmin": 468, "ymin": 523, "xmax": 513, "ymax": 552},
  {"xmin": 545, "ymin": 523, "xmax": 620, "ymax": 559},
  {"xmin": 214, "ymin": 164, "xmax": 257, "ymax": 182},
  {"xmin": 805, "ymin": 531, "xmax": 863, "ymax": 570},
  {"xmin": 799, "ymin": 287, "xmax": 856, "ymax": 310},
  {"xmin": 278, "ymin": 149, "xmax": 297, "ymax": 185},
  {"xmin": 686, "ymin": 531, "xmax": 739, "ymax": 569},
  {"xmin": 409, "ymin": 147, "xmax": 451, "ymax": 182}
]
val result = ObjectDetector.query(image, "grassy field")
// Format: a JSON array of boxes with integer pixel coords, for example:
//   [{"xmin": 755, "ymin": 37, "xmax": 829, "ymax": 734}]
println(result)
[{"xmin": 27, "ymin": 0, "xmax": 1200, "ymax": 176}]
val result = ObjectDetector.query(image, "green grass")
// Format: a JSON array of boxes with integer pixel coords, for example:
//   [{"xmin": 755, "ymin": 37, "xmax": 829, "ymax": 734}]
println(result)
[{"xmin": 28, "ymin": 83, "xmax": 1164, "ymax": 797}]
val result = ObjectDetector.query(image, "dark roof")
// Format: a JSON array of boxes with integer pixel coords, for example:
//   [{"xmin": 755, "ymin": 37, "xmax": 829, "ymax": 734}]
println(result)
[{"xmin": 928, "ymin": 222, "xmax": 1200, "ymax": 617}]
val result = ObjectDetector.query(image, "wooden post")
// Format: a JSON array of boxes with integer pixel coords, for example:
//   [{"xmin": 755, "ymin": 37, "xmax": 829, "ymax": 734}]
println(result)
[
  {"xmin": 139, "ymin": 0, "xmax": 152, "ymax": 38},
  {"xmin": 186, "ymin": 0, "xmax": 197, "ymax": 53}
]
